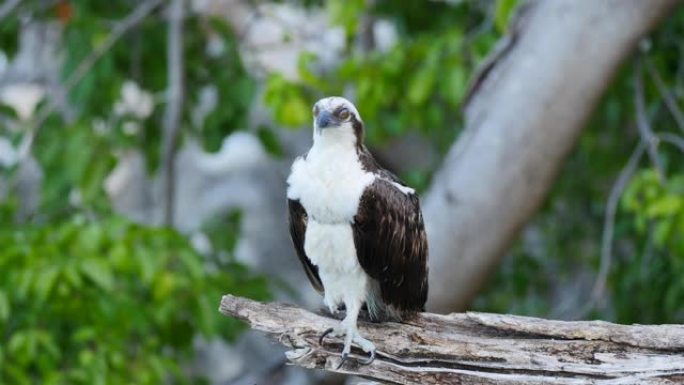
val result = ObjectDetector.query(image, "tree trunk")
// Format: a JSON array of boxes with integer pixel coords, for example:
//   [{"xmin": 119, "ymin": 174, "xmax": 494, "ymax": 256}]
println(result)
[
  {"xmin": 219, "ymin": 295, "xmax": 684, "ymax": 384},
  {"xmin": 423, "ymin": 0, "xmax": 682, "ymax": 313}
]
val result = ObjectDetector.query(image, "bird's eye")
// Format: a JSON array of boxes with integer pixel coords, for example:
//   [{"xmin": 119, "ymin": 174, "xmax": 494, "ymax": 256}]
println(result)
[
  {"xmin": 313, "ymin": 105, "xmax": 320, "ymax": 117},
  {"xmin": 338, "ymin": 108, "xmax": 350, "ymax": 121}
]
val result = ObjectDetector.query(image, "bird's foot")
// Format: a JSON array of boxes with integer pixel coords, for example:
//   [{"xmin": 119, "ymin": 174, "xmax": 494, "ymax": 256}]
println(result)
[{"xmin": 318, "ymin": 326, "xmax": 376, "ymax": 369}]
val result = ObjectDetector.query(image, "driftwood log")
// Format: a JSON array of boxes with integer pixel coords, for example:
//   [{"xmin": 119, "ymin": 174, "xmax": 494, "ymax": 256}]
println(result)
[{"xmin": 219, "ymin": 294, "xmax": 684, "ymax": 384}]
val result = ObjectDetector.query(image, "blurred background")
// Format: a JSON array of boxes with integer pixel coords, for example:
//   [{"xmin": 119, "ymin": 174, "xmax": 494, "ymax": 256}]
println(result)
[{"xmin": 0, "ymin": 0, "xmax": 683, "ymax": 384}]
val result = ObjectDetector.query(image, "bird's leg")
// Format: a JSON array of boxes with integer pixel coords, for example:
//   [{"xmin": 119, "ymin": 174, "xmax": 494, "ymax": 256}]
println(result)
[
  {"xmin": 323, "ymin": 295, "xmax": 341, "ymax": 317},
  {"xmin": 319, "ymin": 300, "xmax": 376, "ymax": 368}
]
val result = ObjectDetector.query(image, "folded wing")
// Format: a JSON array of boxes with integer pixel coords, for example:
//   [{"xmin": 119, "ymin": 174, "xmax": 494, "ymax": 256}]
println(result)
[
  {"xmin": 352, "ymin": 179, "xmax": 429, "ymax": 316},
  {"xmin": 287, "ymin": 199, "xmax": 324, "ymax": 293}
]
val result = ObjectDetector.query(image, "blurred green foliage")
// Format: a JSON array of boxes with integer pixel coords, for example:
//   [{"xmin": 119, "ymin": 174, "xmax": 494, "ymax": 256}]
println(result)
[
  {"xmin": 0, "ymin": 215, "xmax": 267, "ymax": 385},
  {"xmin": 615, "ymin": 170, "xmax": 684, "ymax": 322},
  {"xmin": 264, "ymin": 1, "xmax": 495, "ymax": 152},
  {"xmin": 0, "ymin": 1, "xmax": 267, "ymax": 384}
]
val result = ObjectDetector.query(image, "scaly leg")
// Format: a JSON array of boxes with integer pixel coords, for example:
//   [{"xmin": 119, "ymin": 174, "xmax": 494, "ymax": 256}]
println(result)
[{"xmin": 319, "ymin": 300, "xmax": 376, "ymax": 368}]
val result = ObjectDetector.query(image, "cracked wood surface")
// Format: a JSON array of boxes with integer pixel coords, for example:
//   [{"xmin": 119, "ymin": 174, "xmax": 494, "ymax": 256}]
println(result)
[{"xmin": 219, "ymin": 295, "xmax": 684, "ymax": 385}]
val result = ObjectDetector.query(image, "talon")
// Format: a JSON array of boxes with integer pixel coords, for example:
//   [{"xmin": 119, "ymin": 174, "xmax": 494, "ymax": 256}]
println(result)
[
  {"xmin": 336, "ymin": 352, "xmax": 348, "ymax": 370},
  {"xmin": 285, "ymin": 334, "xmax": 303, "ymax": 349},
  {"xmin": 319, "ymin": 327, "xmax": 334, "ymax": 345},
  {"xmin": 360, "ymin": 349, "xmax": 375, "ymax": 365}
]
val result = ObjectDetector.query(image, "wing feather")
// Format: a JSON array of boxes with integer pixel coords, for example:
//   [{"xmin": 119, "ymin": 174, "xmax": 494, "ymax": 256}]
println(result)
[
  {"xmin": 353, "ymin": 179, "xmax": 428, "ymax": 318},
  {"xmin": 287, "ymin": 199, "xmax": 324, "ymax": 294}
]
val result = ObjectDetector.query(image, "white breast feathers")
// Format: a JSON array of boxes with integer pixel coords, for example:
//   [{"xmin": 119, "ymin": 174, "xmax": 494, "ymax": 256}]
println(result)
[{"xmin": 287, "ymin": 141, "xmax": 375, "ymax": 223}]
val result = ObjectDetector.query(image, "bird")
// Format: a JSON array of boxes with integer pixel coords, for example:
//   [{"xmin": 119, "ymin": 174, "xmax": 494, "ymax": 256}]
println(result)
[{"xmin": 286, "ymin": 96, "xmax": 429, "ymax": 367}]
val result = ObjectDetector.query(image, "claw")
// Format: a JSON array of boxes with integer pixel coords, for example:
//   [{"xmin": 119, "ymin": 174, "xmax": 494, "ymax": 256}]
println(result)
[
  {"xmin": 336, "ymin": 352, "xmax": 349, "ymax": 370},
  {"xmin": 359, "ymin": 349, "xmax": 375, "ymax": 365},
  {"xmin": 319, "ymin": 327, "xmax": 334, "ymax": 345},
  {"xmin": 284, "ymin": 334, "xmax": 304, "ymax": 349}
]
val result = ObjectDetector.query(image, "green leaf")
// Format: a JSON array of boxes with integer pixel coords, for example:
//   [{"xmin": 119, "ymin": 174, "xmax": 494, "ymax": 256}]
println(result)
[
  {"xmin": 0, "ymin": 102, "xmax": 18, "ymax": 120},
  {"xmin": 73, "ymin": 327, "xmax": 97, "ymax": 343},
  {"xmin": 178, "ymin": 250, "xmax": 203, "ymax": 279},
  {"xmin": 327, "ymin": 0, "xmax": 365, "ymax": 37},
  {"xmin": 0, "ymin": 290, "xmax": 9, "ymax": 322},
  {"xmin": 408, "ymin": 66, "xmax": 436, "ymax": 106},
  {"xmin": 80, "ymin": 259, "xmax": 114, "ymax": 292},
  {"xmin": 495, "ymin": 0, "xmax": 519, "ymax": 33},
  {"xmin": 35, "ymin": 330, "xmax": 61, "ymax": 362},
  {"xmin": 297, "ymin": 52, "xmax": 319, "ymax": 84},
  {"xmin": 278, "ymin": 96, "xmax": 310, "ymax": 128},
  {"xmin": 654, "ymin": 219, "xmax": 674, "ymax": 247},
  {"xmin": 8, "ymin": 330, "xmax": 29, "ymax": 356},
  {"xmin": 34, "ymin": 266, "xmax": 60, "ymax": 301},
  {"xmin": 138, "ymin": 247, "xmax": 158, "ymax": 284},
  {"xmin": 152, "ymin": 272, "xmax": 175, "ymax": 300},
  {"xmin": 257, "ymin": 127, "xmax": 283, "ymax": 158},
  {"xmin": 646, "ymin": 195, "xmax": 682, "ymax": 217},
  {"xmin": 4, "ymin": 363, "xmax": 31, "ymax": 385},
  {"xmin": 440, "ymin": 66, "xmax": 467, "ymax": 107},
  {"xmin": 63, "ymin": 263, "xmax": 83, "ymax": 290}
]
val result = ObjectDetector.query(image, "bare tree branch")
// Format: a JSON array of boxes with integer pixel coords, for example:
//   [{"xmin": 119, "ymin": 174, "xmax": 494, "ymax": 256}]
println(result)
[
  {"xmin": 634, "ymin": 59, "xmax": 666, "ymax": 183},
  {"xmin": 588, "ymin": 141, "xmax": 646, "ymax": 309},
  {"xmin": 0, "ymin": 0, "xmax": 21, "ymax": 21},
  {"xmin": 161, "ymin": 0, "xmax": 185, "ymax": 226},
  {"xmin": 17, "ymin": 0, "xmax": 164, "ymax": 161},
  {"xmin": 219, "ymin": 295, "xmax": 684, "ymax": 385},
  {"xmin": 644, "ymin": 57, "xmax": 684, "ymax": 134},
  {"xmin": 658, "ymin": 132, "xmax": 684, "ymax": 153}
]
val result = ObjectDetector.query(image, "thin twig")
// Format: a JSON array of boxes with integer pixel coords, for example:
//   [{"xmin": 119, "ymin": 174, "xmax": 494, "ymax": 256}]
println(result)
[
  {"xmin": 17, "ymin": 0, "xmax": 163, "ymax": 160},
  {"xmin": 634, "ymin": 59, "xmax": 666, "ymax": 183},
  {"xmin": 0, "ymin": 0, "xmax": 22, "ymax": 21},
  {"xmin": 161, "ymin": 0, "xmax": 185, "ymax": 226},
  {"xmin": 658, "ymin": 132, "xmax": 684, "ymax": 153},
  {"xmin": 644, "ymin": 57, "xmax": 684, "ymax": 134},
  {"xmin": 357, "ymin": 0, "xmax": 377, "ymax": 53},
  {"xmin": 589, "ymin": 141, "xmax": 646, "ymax": 307}
]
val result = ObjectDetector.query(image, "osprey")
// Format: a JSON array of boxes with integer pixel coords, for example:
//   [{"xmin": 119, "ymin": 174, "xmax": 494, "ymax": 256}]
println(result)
[{"xmin": 286, "ymin": 96, "xmax": 428, "ymax": 367}]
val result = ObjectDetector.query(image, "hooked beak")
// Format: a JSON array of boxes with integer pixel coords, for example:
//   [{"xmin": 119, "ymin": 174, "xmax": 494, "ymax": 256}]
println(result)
[{"xmin": 316, "ymin": 110, "xmax": 334, "ymax": 130}]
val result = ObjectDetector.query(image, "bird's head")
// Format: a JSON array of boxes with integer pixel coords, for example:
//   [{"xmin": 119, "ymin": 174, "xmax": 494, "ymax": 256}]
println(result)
[{"xmin": 312, "ymin": 96, "xmax": 364, "ymax": 146}]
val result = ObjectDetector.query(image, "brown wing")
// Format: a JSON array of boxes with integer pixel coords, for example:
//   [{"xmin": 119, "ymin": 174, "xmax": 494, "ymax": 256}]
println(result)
[
  {"xmin": 353, "ymin": 179, "xmax": 429, "ymax": 316},
  {"xmin": 288, "ymin": 198, "xmax": 324, "ymax": 294}
]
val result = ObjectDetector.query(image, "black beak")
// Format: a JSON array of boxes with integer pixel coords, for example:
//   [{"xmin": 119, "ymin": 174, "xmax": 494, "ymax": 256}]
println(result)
[{"xmin": 316, "ymin": 110, "xmax": 333, "ymax": 129}]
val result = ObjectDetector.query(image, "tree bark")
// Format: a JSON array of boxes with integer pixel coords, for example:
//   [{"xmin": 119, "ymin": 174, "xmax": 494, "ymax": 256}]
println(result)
[
  {"xmin": 423, "ymin": 0, "xmax": 682, "ymax": 313},
  {"xmin": 219, "ymin": 295, "xmax": 684, "ymax": 385},
  {"xmin": 161, "ymin": 0, "xmax": 185, "ymax": 227}
]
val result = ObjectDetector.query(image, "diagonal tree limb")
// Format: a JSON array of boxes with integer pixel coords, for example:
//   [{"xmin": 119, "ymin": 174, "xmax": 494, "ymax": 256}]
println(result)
[
  {"xmin": 424, "ymin": 0, "xmax": 681, "ymax": 313},
  {"xmin": 219, "ymin": 294, "xmax": 684, "ymax": 385},
  {"xmin": 0, "ymin": 0, "xmax": 21, "ymax": 21}
]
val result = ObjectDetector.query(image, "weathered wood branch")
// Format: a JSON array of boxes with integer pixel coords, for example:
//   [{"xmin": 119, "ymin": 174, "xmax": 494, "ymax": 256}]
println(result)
[{"xmin": 219, "ymin": 295, "xmax": 684, "ymax": 385}]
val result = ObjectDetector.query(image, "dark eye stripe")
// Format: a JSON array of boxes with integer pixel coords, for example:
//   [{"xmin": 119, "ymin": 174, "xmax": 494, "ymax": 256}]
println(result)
[{"xmin": 335, "ymin": 107, "xmax": 350, "ymax": 118}]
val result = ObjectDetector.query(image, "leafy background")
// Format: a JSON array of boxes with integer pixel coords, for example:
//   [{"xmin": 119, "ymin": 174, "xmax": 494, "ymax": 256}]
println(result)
[{"xmin": 0, "ymin": 0, "xmax": 683, "ymax": 383}]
